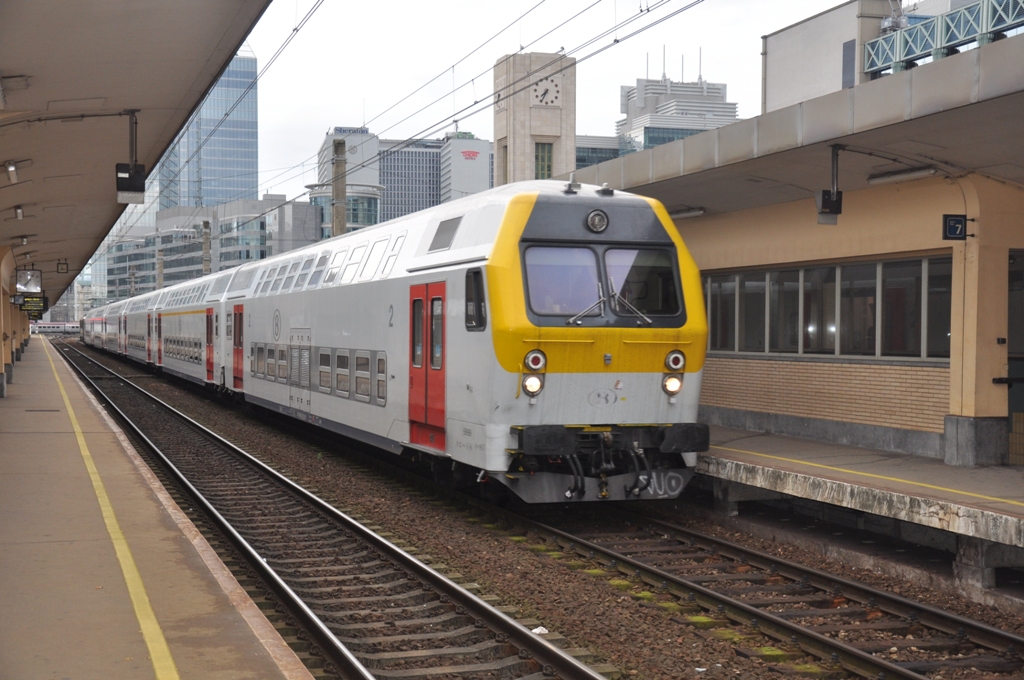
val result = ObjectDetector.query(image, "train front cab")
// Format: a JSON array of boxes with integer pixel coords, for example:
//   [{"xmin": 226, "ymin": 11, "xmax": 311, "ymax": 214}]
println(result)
[{"xmin": 485, "ymin": 188, "xmax": 709, "ymax": 503}]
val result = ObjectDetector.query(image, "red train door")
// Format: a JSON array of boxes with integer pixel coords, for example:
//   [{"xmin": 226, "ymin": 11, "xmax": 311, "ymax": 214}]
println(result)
[
  {"xmin": 232, "ymin": 304, "xmax": 244, "ymax": 389},
  {"xmin": 146, "ymin": 314, "xmax": 152, "ymax": 363},
  {"xmin": 205, "ymin": 307, "xmax": 214, "ymax": 381},
  {"xmin": 409, "ymin": 282, "xmax": 446, "ymax": 450},
  {"xmin": 156, "ymin": 314, "xmax": 162, "ymax": 364}
]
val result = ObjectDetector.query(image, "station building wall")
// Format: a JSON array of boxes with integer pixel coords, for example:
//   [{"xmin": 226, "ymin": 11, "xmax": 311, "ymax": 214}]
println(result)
[{"xmin": 679, "ymin": 174, "xmax": 1024, "ymax": 463}]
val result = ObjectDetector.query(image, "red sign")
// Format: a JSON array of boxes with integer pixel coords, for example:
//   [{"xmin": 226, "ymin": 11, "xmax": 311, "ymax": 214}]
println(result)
[{"xmin": 461, "ymin": 150, "xmax": 479, "ymax": 160}]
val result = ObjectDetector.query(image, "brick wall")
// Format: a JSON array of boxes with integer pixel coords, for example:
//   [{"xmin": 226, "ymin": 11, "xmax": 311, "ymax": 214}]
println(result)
[{"xmin": 701, "ymin": 356, "xmax": 950, "ymax": 433}]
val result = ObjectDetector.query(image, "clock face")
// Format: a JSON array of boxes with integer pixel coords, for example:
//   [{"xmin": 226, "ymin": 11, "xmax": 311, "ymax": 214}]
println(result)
[
  {"xmin": 532, "ymin": 76, "xmax": 561, "ymax": 106},
  {"xmin": 16, "ymin": 269, "xmax": 42, "ymax": 293}
]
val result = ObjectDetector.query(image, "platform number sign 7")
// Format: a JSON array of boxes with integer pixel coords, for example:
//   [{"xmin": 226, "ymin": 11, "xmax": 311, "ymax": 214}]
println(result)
[{"xmin": 943, "ymin": 214, "xmax": 968, "ymax": 241}]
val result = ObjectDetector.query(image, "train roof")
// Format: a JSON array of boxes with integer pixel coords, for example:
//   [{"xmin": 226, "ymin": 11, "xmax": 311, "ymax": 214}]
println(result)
[{"xmin": 85, "ymin": 180, "xmax": 650, "ymax": 316}]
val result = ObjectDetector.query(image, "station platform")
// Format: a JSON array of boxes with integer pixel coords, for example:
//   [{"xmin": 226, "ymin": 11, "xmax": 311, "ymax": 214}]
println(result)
[
  {"xmin": 0, "ymin": 337, "xmax": 312, "ymax": 680},
  {"xmin": 698, "ymin": 425, "xmax": 1024, "ymax": 593}
]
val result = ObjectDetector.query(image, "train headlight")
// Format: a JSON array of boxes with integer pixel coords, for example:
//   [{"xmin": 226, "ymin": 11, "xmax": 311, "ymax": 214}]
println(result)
[
  {"xmin": 662, "ymin": 374, "xmax": 683, "ymax": 395},
  {"xmin": 523, "ymin": 374, "xmax": 544, "ymax": 396},
  {"xmin": 585, "ymin": 209, "xmax": 609, "ymax": 233},
  {"xmin": 524, "ymin": 349, "xmax": 546, "ymax": 372},
  {"xmin": 665, "ymin": 350, "xmax": 685, "ymax": 371}
]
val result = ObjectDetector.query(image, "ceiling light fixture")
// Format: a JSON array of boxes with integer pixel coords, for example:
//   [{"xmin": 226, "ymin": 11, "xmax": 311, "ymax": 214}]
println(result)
[
  {"xmin": 15, "ymin": 205, "xmax": 23, "ymax": 220},
  {"xmin": 20, "ymin": 236, "xmax": 28, "ymax": 246},
  {"xmin": 668, "ymin": 207, "xmax": 706, "ymax": 220},
  {"xmin": 867, "ymin": 166, "xmax": 937, "ymax": 186},
  {"xmin": 6, "ymin": 161, "xmax": 17, "ymax": 183}
]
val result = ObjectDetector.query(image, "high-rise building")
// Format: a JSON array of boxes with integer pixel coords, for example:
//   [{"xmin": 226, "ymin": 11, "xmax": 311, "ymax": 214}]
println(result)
[
  {"xmin": 159, "ymin": 46, "xmax": 259, "ymax": 209},
  {"xmin": 71, "ymin": 46, "xmax": 261, "ymax": 311},
  {"xmin": 616, "ymin": 76, "xmax": 739, "ymax": 153},
  {"xmin": 314, "ymin": 128, "xmax": 493, "ymax": 231}
]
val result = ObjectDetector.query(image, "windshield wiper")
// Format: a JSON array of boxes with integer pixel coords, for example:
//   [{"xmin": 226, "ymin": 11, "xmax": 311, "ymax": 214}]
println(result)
[
  {"xmin": 566, "ymin": 283, "xmax": 606, "ymax": 325},
  {"xmin": 609, "ymin": 277, "xmax": 652, "ymax": 325}
]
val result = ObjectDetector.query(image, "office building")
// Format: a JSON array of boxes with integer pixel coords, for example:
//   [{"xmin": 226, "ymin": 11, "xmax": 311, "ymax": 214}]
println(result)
[
  {"xmin": 103, "ymin": 196, "xmax": 318, "ymax": 301},
  {"xmin": 616, "ymin": 75, "xmax": 739, "ymax": 154},
  {"xmin": 158, "ymin": 46, "xmax": 259, "ymax": 208},
  {"xmin": 314, "ymin": 128, "xmax": 493, "ymax": 231}
]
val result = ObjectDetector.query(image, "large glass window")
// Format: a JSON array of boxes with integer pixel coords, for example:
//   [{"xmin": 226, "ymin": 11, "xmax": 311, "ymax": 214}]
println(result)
[
  {"xmin": 803, "ymin": 267, "xmax": 836, "ymax": 354},
  {"xmin": 708, "ymin": 275, "xmax": 736, "ymax": 351},
  {"xmin": 927, "ymin": 257, "xmax": 952, "ymax": 358},
  {"xmin": 739, "ymin": 273, "xmax": 766, "ymax": 352},
  {"xmin": 535, "ymin": 142, "xmax": 553, "ymax": 179},
  {"xmin": 769, "ymin": 270, "xmax": 799, "ymax": 353},
  {"xmin": 604, "ymin": 249, "xmax": 681, "ymax": 317},
  {"xmin": 524, "ymin": 247, "xmax": 600, "ymax": 316},
  {"xmin": 882, "ymin": 260, "xmax": 922, "ymax": 356},
  {"xmin": 840, "ymin": 263, "xmax": 877, "ymax": 355}
]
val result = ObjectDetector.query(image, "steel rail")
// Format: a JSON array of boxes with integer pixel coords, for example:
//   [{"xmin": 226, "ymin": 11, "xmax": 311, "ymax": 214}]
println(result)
[
  {"xmin": 526, "ymin": 518, "xmax": 931, "ymax": 680},
  {"xmin": 631, "ymin": 510, "xmax": 1024, "ymax": 657},
  {"xmin": 56, "ymin": 341, "xmax": 377, "ymax": 680},
  {"xmin": 57, "ymin": 341, "xmax": 606, "ymax": 680}
]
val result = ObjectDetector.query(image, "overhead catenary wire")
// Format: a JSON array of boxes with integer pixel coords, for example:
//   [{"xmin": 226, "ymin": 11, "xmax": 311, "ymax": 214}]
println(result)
[
  {"xmin": 96, "ymin": 0, "xmax": 614, "ymax": 263},
  {"xmin": 94, "ymin": 0, "xmax": 705, "ymax": 286}
]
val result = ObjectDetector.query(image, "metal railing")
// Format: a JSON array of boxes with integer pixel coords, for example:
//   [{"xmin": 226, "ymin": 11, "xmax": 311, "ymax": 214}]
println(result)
[{"xmin": 864, "ymin": 0, "xmax": 1024, "ymax": 73}]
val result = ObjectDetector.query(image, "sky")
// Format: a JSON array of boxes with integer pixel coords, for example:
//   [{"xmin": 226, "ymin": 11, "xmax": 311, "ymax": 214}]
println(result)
[{"xmin": 246, "ymin": 0, "xmax": 842, "ymax": 201}]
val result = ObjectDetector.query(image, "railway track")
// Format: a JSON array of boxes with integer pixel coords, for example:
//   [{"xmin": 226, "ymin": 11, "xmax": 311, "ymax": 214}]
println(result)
[
  {"xmin": 525, "ymin": 508, "xmax": 1024, "ymax": 680},
  {"xmin": 54, "ymin": 339, "xmax": 607, "ymax": 680}
]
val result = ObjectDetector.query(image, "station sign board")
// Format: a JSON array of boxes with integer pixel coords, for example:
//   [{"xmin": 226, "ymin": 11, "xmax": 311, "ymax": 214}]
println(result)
[
  {"xmin": 20, "ymin": 294, "xmax": 47, "ymax": 313},
  {"xmin": 943, "ymin": 214, "xmax": 968, "ymax": 241},
  {"xmin": 27, "ymin": 311, "xmax": 43, "ymax": 321}
]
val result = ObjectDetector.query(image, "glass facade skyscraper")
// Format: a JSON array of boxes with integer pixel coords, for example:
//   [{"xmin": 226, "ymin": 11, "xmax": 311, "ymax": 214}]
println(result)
[{"xmin": 159, "ymin": 47, "xmax": 258, "ymax": 209}]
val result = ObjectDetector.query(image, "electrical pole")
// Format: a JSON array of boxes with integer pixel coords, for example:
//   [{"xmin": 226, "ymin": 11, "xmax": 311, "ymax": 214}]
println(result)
[
  {"xmin": 202, "ymin": 220, "xmax": 211, "ymax": 275},
  {"xmin": 332, "ymin": 139, "xmax": 347, "ymax": 237}
]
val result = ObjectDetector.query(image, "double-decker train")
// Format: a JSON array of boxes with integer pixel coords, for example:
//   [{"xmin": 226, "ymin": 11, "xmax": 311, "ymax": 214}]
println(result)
[{"xmin": 82, "ymin": 180, "xmax": 709, "ymax": 503}]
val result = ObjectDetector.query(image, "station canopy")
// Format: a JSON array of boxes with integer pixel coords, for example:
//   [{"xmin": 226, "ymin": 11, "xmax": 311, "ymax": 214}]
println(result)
[
  {"xmin": 569, "ymin": 36, "xmax": 1024, "ymax": 219},
  {"xmin": 0, "ymin": 0, "xmax": 272, "ymax": 300}
]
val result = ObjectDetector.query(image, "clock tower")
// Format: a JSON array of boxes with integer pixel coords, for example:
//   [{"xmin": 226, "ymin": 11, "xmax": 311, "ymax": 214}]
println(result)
[{"xmin": 493, "ymin": 52, "xmax": 576, "ymax": 185}]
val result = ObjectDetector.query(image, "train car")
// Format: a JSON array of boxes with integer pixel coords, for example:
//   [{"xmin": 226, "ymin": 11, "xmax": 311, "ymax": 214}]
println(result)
[
  {"xmin": 83, "ymin": 180, "xmax": 709, "ymax": 503},
  {"xmin": 32, "ymin": 321, "xmax": 79, "ymax": 334}
]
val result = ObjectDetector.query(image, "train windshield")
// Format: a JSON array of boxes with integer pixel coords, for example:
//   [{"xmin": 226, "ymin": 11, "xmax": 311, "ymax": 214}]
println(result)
[
  {"xmin": 605, "ymin": 249, "xmax": 680, "ymax": 316},
  {"xmin": 524, "ymin": 246, "xmax": 601, "ymax": 316}
]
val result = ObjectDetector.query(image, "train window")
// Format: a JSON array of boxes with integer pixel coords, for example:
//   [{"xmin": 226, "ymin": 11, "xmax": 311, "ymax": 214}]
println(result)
[
  {"xmin": 306, "ymin": 254, "xmax": 330, "ymax": 288},
  {"xmin": 430, "ymin": 298, "xmax": 443, "ymax": 370},
  {"xmin": 323, "ymin": 248, "xmax": 349, "ymax": 286},
  {"xmin": 429, "ymin": 216, "xmax": 461, "ymax": 252},
  {"xmin": 256, "ymin": 345, "xmax": 265, "ymax": 377},
  {"xmin": 319, "ymin": 351, "xmax": 332, "ymax": 390},
  {"xmin": 340, "ymin": 245, "xmax": 367, "ymax": 284},
  {"xmin": 604, "ymin": 249, "xmax": 682, "ymax": 317},
  {"xmin": 335, "ymin": 350, "xmax": 350, "ymax": 396},
  {"xmin": 228, "ymin": 267, "xmax": 257, "ymax": 294},
  {"xmin": 358, "ymin": 238, "xmax": 389, "ymax": 281},
  {"xmin": 270, "ymin": 265, "xmax": 289, "ymax": 294},
  {"xmin": 412, "ymin": 299, "xmax": 424, "ymax": 368},
  {"xmin": 281, "ymin": 262, "xmax": 301, "ymax": 293},
  {"xmin": 259, "ymin": 267, "xmax": 277, "ymax": 295},
  {"xmin": 209, "ymin": 273, "xmax": 232, "ymax": 298},
  {"xmin": 524, "ymin": 247, "xmax": 601, "ymax": 317},
  {"xmin": 278, "ymin": 345, "xmax": 290, "ymax": 382},
  {"xmin": 380, "ymin": 234, "xmax": 406, "ymax": 278},
  {"xmin": 376, "ymin": 353, "xmax": 387, "ymax": 406},
  {"xmin": 267, "ymin": 348, "xmax": 276, "ymax": 378},
  {"xmin": 465, "ymin": 269, "xmax": 487, "ymax": 331},
  {"xmin": 294, "ymin": 257, "xmax": 316, "ymax": 289},
  {"xmin": 354, "ymin": 352, "xmax": 371, "ymax": 402}
]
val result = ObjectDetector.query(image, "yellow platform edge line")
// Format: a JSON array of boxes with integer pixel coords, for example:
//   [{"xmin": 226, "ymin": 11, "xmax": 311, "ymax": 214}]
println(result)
[
  {"xmin": 43, "ymin": 339, "xmax": 180, "ymax": 680},
  {"xmin": 711, "ymin": 444, "xmax": 1024, "ymax": 510}
]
